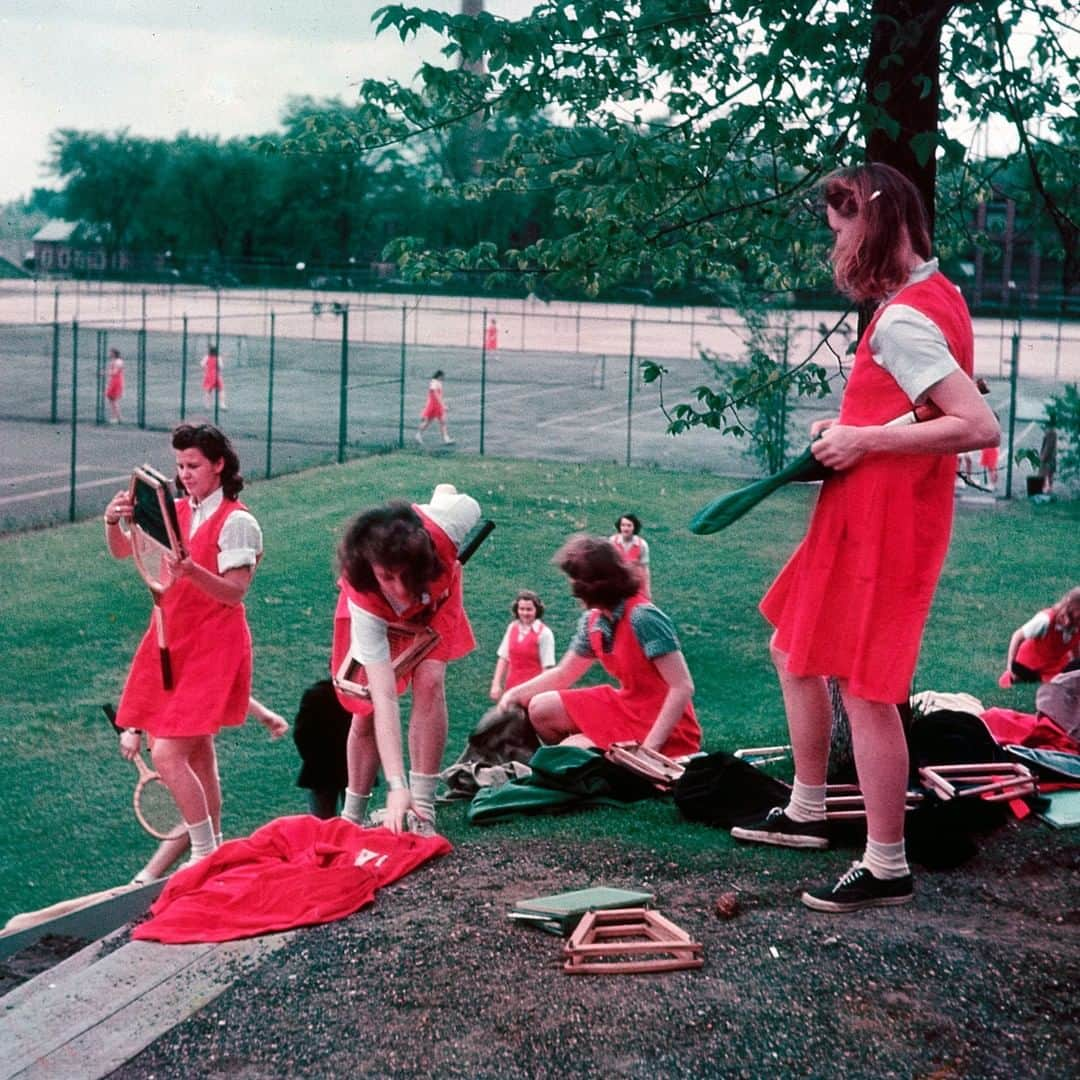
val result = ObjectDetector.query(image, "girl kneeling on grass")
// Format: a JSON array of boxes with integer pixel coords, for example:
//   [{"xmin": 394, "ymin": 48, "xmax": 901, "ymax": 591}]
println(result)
[
  {"xmin": 499, "ymin": 535, "xmax": 700, "ymax": 758},
  {"xmin": 332, "ymin": 484, "xmax": 480, "ymax": 834},
  {"xmin": 104, "ymin": 422, "xmax": 263, "ymax": 866}
]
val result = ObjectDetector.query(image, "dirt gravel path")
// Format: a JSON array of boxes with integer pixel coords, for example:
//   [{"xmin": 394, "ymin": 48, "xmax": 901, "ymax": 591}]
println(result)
[{"xmin": 110, "ymin": 819, "xmax": 1078, "ymax": 1080}]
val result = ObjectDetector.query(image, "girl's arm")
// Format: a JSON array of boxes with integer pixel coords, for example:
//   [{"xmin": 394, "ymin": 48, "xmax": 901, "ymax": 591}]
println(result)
[
  {"xmin": 498, "ymin": 650, "xmax": 593, "ymax": 712},
  {"xmin": 364, "ymin": 658, "xmax": 413, "ymax": 832},
  {"xmin": 490, "ymin": 657, "xmax": 509, "ymax": 701},
  {"xmin": 641, "ymin": 651, "xmax": 695, "ymax": 752},
  {"xmin": 249, "ymin": 696, "xmax": 289, "ymax": 738},
  {"xmin": 168, "ymin": 559, "xmax": 253, "ymax": 606},
  {"xmin": 104, "ymin": 490, "xmax": 134, "ymax": 559},
  {"xmin": 811, "ymin": 370, "xmax": 998, "ymax": 471},
  {"xmin": 998, "ymin": 626, "xmax": 1028, "ymax": 686}
]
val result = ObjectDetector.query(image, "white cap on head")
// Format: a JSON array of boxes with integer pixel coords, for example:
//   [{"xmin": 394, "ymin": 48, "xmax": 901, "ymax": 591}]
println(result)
[{"xmin": 420, "ymin": 484, "xmax": 480, "ymax": 548}]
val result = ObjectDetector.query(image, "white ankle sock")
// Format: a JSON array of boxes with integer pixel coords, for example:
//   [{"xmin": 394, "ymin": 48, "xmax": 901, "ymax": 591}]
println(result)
[
  {"xmin": 342, "ymin": 788, "xmax": 371, "ymax": 825},
  {"xmin": 409, "ymin": 771, "xmax": 440, "ymax": 823},
  {"xmin": 786, "ymin": 779, "xmax": 827, "ymax": 822},
  {"xmin": 862, "ymin": 838, "xmax": 909, "ymax": 880},
  {"xmin": 186, "ymin": 817, "xmax": 217, "ymax": 862}
]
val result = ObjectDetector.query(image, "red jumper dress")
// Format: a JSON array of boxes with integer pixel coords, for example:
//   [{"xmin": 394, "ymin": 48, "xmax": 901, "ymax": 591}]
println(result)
[
  {"xmin": 420, "ymin": 380, "xmax": 445, "ymax": 420},
  {"xmin": 332, "ymin": 507, "xmax": 475, "ymax": 718},
  {"xmin": 760, "ymin": 272, "xmax": 975, "ymax": 704},
  {"xmin": 558, "ymin": 594, "xmax": 701, "ymax": 757},
  {"xmin": 117, "ymin": 498, "xmax": 255, "ymax": 737},
  {"xmin": 504, "ymin": 620, "xmax": 548, "ymax": 689},
  {"xmin": 1015, "ymin": 610, "xmax": 1077, "ymax": 680}
]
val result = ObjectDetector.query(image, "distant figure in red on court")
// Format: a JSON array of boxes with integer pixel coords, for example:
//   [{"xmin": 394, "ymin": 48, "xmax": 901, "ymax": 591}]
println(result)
[
  {"xmin": 416, "ymin": 369, "xmax": 454, "ymax": 446},
  {"xmin": 484, "ymin": 318, "xmax": 498, "ymax": 353},
  {"xmin": 201, "ymin": 344, "xmax": 227, "ymax": 411},
  {"xmin": 104, "ymin": 347, "xmax": 125, "ymax": 424}
]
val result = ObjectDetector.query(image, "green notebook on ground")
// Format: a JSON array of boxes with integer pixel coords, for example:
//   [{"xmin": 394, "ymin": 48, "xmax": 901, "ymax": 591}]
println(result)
[{"xmin": 508, "ymin": 886, "xmax": 655, "ymax": 937}]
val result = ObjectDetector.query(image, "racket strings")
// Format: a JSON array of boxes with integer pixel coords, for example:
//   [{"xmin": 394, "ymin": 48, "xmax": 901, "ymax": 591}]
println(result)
[{"xmin": 137, "ymin": 777, "xmax": 184, "ymax": 838}]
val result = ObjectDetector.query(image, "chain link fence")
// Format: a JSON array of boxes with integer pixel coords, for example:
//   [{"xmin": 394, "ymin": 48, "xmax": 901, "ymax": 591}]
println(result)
[{"xmin": 0, "ymin": 281, "xmax": 1075, "ymax": 532}]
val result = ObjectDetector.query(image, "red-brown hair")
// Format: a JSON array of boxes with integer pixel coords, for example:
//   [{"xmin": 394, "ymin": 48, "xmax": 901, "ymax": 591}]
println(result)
[
  {"xmin": 822, "ymin": 163, "xmax": 931, "ymax": 302},
  {"xmin": 555, "ymin": 535, "xmax": 641, "ymax": 610}
]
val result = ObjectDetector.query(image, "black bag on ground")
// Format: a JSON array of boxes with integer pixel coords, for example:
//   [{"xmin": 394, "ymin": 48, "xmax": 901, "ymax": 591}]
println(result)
[{"xmin": 673, "ymin": 751, "xmax": 791, "ymax": 828}]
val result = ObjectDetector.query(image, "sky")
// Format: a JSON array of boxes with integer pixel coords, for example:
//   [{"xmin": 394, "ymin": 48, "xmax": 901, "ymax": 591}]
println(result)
[{"xmin": 0, "ymin": 0, "xmax": 537, "ymax": 204}]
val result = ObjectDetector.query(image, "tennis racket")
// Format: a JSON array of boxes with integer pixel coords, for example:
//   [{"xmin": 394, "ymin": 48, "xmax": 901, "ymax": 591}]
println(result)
[
  {"xmin": 333, "ymin": 517, "xmax": 496, "ymax": 701},
  {"xmin": 691, "ymin": 384, "xmax": 990, "ymax": 535},
  {"xmin": 103, "ymin": 704, "xmax": 185, "ymax": 841},
  {"xmin": 126, "ymin": 465, "xmax": 185, "ymax": 689},
  {"xmin": 131, "ymin": 747, "xmax": 186, "ymax": 840}
]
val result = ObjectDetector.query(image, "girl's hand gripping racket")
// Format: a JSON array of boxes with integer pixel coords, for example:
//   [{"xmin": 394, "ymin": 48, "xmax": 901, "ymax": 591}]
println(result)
[
  {"xmin": 104, "ymin": 704, "xmax": 185, "ymax": 841},
  {"xmin": 125, "ymin": 465, "xmax": 185, "ymax": 689},
  {"xmin": 333, "ymin": 519, "xmax": 496, "ymax": 701}
]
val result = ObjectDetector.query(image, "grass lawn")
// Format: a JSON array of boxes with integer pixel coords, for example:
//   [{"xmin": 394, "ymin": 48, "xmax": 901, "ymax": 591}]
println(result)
[{"xmin": 0, "ymin": 452, "xmax": 1075, "ymax": 923}]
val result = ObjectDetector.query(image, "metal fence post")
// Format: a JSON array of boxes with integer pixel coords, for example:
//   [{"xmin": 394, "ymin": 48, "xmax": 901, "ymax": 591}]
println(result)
[
  {"xmin": 180, "ymin": 315, "xmax": 189, "ymax": 420},
  {"xmin": 69, "ymin": 321, "xmax": 79, "ymax": 523},
  {"xmin": 398, "ymin": 305, "xmax": 407, "ymax": 448},
  {"xmin": 480, "ymin": 307, "xmax": 488, "ymax": 456},
  {"xmin": 50, "ymin": 287, "xmax": 60, "ymax": 423},
  {"xmin": 95, "ymin": 330, "xmax": 107, "ymax": 425},
  {"xmin": 626, "ymin": 318, "xmax": 636, "ymax": 467},
  {"xmin": 138, "ymin": 327, "xmax": 147, "ymax": 429},
  {"xmin": 265, "ymin": 312, "xmax": 276, "ymax": 479},
  {"xmin": 1005, "ymin": 331, "xmax": 1020, "ymax": 500},
  {"xmin": 337, "ymin": 306, "xmax": 350, "ymax": 464}
]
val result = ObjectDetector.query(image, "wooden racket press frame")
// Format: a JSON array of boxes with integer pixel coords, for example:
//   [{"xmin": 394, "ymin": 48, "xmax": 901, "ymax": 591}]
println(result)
[{"xmin": 564, "ymin": 908, "xmax": 704, "ymax": 975}]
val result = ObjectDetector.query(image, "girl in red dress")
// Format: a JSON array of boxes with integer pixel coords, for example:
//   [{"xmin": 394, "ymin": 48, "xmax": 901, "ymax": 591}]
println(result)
[
  {"xmin": 104, "ymin": 423, "xmax": 263, "ymax": 865},
  {"xmin": 999, "ymin": 587, "xmax": 1080, "ymax": 686},
  {"xmin": 499, "ymin": 536, "xmax": 699, "ymax": 758},
  {"xmin": 609, "ymin": 512, "xmax": 651, "ymax": 597},
  {"xmin": 332, "ymin": 485, "xmax": 480, "ymax": 834},
  {"xmin": 201, "ymin": 344, "xmax": 226, "ymax": 411},
  {"xmin": 416, "ymin": 370, "xmax": 453, "ymax": 445},
  {"xmin": 489, "ymin": 590, "xmax": 556, "ymax": 700},
  {"xmin": 731, "ymin": 164, "xmax": 999, "ymax": 913},
  {"xmin": 104, "ymin": 347, "xmax": 125, "ymax": 423}
]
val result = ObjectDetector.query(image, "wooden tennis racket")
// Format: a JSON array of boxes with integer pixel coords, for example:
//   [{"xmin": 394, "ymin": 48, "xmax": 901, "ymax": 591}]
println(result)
[
  {"xmin": 103, "ymin": 704, "xmax": 185, "ymax": 840},
  {"xmin": 333, "ymin": 518, "xmax": 496, "ymax": 701},
  {"xmin": 125, "ymin": 465, "xmax": 185, "ymax": 690}
]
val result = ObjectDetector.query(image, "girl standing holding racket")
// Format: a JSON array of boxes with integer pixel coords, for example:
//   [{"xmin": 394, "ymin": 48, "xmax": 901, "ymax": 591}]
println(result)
[
  {"xmin": 730, "ymin": 164, "xmax": 999, "ymax": 913},
  {"xmin": 104, "ymin": 422, "xmax": 262, "ymax": 865},
  {"xmin": 332, "ymin": 484, "xmax": 480, "ymax": 834}
]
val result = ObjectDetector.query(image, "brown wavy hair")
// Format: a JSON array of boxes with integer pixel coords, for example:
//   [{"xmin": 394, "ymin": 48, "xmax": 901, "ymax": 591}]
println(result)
[
  {"xmin": 823, "ymin": 163, "xmax": 932, "ymax": 302},
  {"xmin": 555, "ymin": 534, "xmax": 641, "ymax": 610},
  {"xmin": 172, "ymin": 422, "xmax": 244, "ymax": 500},
  {"xmin": 510, "ymin": 589, "xmax": 545, "ymax": 619},
  {"xmin": 338, "ymin": 502, "xmax": 444, "ymax": 599}
]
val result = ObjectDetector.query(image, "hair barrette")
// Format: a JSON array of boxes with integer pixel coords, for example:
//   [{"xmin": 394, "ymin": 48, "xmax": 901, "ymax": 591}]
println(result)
[{"xmin": 868, "ymin": 190, "xmax": 882, "ymax": 202}]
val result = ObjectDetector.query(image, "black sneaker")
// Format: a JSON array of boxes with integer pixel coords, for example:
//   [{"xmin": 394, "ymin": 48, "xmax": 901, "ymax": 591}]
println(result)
[
  {"xmin": 730, "ymin": 807, "xmax": 829, "ymax": 850},
  {"xmin": 801, "ymin": 863, "xmax": 914, "ymax": 913}
]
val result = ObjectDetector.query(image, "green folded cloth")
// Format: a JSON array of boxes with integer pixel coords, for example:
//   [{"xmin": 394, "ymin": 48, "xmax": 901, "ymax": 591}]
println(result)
[{"xmin": 690, "ymin": 445, "xmax": 832, "ymax": 535}]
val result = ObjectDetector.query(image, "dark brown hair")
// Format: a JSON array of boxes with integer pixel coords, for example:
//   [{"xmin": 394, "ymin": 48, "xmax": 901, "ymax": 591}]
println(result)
[
  {"xmin": 338, "ymin": 502, "xmax": 444, "ymax": 599},
  {"xmin": 822, "ymin": 162, "xmax": 931, "ymax": 302},
  {"xmin": 510, "ymin": 589, "xmax": 545, "ymax": 619},
  {"xmin": 615, "ymin": 513, "xmax": 642, "ymax": 534},
  {"xmin": 555, "ymin": 534, "xmax": 641, "ymax": 610},
  {"xmin": 172, "ymin": 422, "xmax": 243, "ymax": 500}
]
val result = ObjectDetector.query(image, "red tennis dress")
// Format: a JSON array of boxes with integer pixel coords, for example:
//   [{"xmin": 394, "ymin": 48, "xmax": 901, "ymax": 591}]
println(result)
[
  {"xmin": 558, "ymin": 595, "xmax": 701, "ymax": 757},
  {"xmin": 117, "ymin": 498, "xmax": 254, "ymax": 736},
  {"xmin": 202, "ymin": 353, "xmax": 223, "ymax": 391},
  {"xmin": 420, "ymin": 381, "xmax": 445, "ymax": 420},
  {"xmin": 332, "ymin": 506, "xmax": 475, "ymax": 717},
  {"xmin": 504, "ymin": 620, "xmax": 548, "ymax": 689},
  {"xmin": 1015, "ymin": 610, "xmax": 1077, "ymax": 680},
  {"xmin": 760, "ymin": 272, "xmax": 974, "ymax": 704},
  {"xmin": 104, "ymin": 361, "xmax": 124, "ymax": 401}
]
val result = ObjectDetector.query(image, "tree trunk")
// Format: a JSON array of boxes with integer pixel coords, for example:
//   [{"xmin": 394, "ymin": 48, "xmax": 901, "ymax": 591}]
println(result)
[{"xmin": 863, "ymin": 0, "xmax": 957, "ymax": 240}]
